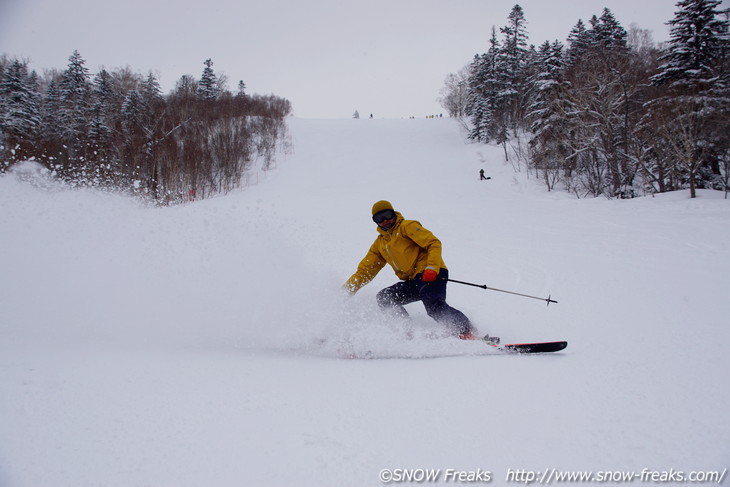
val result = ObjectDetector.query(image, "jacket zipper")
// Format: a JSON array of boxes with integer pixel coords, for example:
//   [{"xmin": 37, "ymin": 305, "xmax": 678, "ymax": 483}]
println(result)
[{"xmin": 381, "ymin": 219, "xmax": 405, "ymax": 274}]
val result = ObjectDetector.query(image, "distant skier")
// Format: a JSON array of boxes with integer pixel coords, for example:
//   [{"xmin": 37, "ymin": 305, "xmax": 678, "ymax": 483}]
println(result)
[
  {"xmin": 480, "ymin": 169, "xmax": 490, "ymax": 180},
  {"xmin": 344, "ymin": 200, "xmax": 480, "ymax": 340}
]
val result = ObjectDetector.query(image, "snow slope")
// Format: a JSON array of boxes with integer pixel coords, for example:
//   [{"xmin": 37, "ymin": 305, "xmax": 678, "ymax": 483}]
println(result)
[{"xmin": 1, "ymin": 117, "xmax": 729, "ymax": 486}]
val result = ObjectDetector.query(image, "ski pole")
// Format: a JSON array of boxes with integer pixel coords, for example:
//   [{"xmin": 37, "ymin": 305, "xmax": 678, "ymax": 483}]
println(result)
[{"xmin": 445, "ymin": 278, "xmax": 558, "ymax": 306}]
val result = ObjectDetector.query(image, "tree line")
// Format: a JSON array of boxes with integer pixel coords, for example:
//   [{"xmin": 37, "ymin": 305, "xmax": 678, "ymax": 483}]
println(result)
[
  {"xmin": 440, "ymin": 0, "xmax": 729, "ymax": 198},
  {"xmin": 0, "ymin": 52, "xmax": 292, "ymax": 203}
]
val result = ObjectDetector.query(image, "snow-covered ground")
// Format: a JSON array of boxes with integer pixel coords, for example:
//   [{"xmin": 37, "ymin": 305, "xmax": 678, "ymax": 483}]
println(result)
[{"xmin": 1, "ymin": 117, "xmax": 729, "ymax": 486}]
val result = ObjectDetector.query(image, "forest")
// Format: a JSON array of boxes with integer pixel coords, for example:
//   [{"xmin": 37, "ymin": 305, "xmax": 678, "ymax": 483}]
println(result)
[
  {"xmin": 2, "ymin": 0, "xmax": 727, "ymax": 202},
  {"xmin": 0, "ymin": 54, "xmax": 291, "ymax": 204},
  {"xmin": 440, "ymin": 0, "xmax": 729, "ymax": 198}
]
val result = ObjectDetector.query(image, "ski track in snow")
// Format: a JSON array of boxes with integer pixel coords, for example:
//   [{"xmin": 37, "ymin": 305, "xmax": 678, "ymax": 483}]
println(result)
[{"xmin": 1, "ymin": 117, "xmax": 729, "ymax": 486}]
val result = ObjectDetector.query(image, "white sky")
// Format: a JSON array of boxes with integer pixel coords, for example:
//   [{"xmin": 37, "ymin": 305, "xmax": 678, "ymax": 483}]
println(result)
[{"xmin": 1, "ymin": 0, "xmax": 724, "ymax": 119}]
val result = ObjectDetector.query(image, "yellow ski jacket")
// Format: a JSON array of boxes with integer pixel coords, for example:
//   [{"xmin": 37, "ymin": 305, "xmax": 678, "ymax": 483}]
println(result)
[{"xmin": 344, "ymin": 212, "xmax": 447, "ymax": 293}]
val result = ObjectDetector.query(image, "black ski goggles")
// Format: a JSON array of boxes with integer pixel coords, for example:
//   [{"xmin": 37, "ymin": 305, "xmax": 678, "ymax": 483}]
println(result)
[{"xmin": 372, "ymin": 209, "xmax": 396, "ymax": 224}]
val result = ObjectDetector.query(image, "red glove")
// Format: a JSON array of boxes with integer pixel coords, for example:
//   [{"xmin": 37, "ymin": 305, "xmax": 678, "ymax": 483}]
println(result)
[{"xmin": 422, "ymin": 268, "xmax": 438, "ymax": 282}]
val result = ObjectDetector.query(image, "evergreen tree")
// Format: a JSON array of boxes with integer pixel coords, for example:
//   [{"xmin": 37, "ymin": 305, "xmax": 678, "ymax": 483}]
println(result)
[
  {"xmin": 498, "ymin": 4, "xmax": 530, "ymax": 132},
  {"xmin": 559, "ymin": 9, "xmax": 641, "ymax": 197},
  {"xmin": 197, "ymin": 59, "xmax": 219, "ymax": 100},
  {"xmin": 0, "ymin": 51, "xmax": 291, "ymax": 201},
  {"xmin": 467, "ymin": 24, "xmax": 517, "ymax": 144},
  {"xmin": 58, "ymin": 51, "xmax": 91, "ymax": 149},
  {"xmin": 0, "ymin": 58, "xmax": 41, "ymax": 143},
  {"xmin": 237, "ymin": 80, "xmax": 247, "ymax": 98},
  {"xmin": 594, "ymin": 8, "xmax": 628, "ymax": 51},
  {"xmin": 651, "ymin": 0, "xmax": 728, "ymax": 90},
  {"xmin": 27, "ymin": 69, "xmax": 41, "ymax": 110},
  {"xmin": 527, "ymin": 41, "xmax": 570, "ymax": 189},
  {"xmin": 566, "ymin": 19, "xmax": 591, "ymax": 67},
  {"xmin": 587, "ymin": 15, "xmax": 601, "ymax": 49},
  {"xmin": 528, "ymin": 41, "xmax": 566, "ymax": 126},
  {"xmin": 122, "ymin": 89, "xmax": 150, "ymax": 134},
  {"xmin": 142, "ymin": 72, "xmax": 163, "ymax": 103},
  {"xmin": 647, "ymin": 0, "xmax": 729, "ymax": 196},
  {"xmin": 466, "ymin": 54, "xmax": 492, "ymax": 142},
  {"xmin": 88, "ymin": 69, "xmax": 114, "ymax": 161},
  {"xmin": 41, "ymin": 78, "xmax": 63, "ymax": 143},
  {"xmin": 500, "ymin": 5, "xmax": 529, "ymax": 70}
]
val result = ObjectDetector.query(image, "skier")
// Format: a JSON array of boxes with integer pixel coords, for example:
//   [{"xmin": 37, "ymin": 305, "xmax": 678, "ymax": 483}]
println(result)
[
  {"xmin": 344, "ymin": 200, "xmax": 484, "ymax": 340},
  {"xmin": 479, "ymin": 169, "xmax": 490, "ymax": 180}
]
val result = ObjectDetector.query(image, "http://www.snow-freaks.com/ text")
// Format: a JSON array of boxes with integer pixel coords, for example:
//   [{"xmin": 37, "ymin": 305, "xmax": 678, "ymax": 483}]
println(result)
[{"xmin": 377, "ymin": 467, "xmax": 728, "ymax": 484}]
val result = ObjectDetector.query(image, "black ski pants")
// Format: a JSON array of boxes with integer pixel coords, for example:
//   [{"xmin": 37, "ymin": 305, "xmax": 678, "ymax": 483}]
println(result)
[{"xmin": 376, "ymin": 268, "xmax": 473, "ymax": 335}]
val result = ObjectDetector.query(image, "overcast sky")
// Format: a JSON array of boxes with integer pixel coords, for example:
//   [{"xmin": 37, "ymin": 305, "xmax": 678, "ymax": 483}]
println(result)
[{"xmin": 2, "ymin": 0, "xmax": 725, "ymax": 118}]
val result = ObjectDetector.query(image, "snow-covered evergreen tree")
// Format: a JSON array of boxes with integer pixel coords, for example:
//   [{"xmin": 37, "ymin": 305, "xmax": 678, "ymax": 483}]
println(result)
[
  {"xmin": 646, "ymin": 0, "xmax": 729, "ymax": 196},
  {"xmin": 466, "ymin": 27, "xmax": 501, "ymax": 142},
  {"xmin": 0, "ymin": 58, "xmax": 41, "ymax": 143},
  {"xmin": 0, "ymin": 51, "xmax": 291, "ymax": 201},
  {"xmin": 526, "ymin": 41, "xmax": 570, "ymax": 190},
  {"xmin": 40, "ymin": 78, "xmax": 63, "ymax": 146},
  {"xmin": 527, "ymin": 42, "xmax": 566, "ymax": 134},
  {"xmin": 466, "ymin": 57, "xmax": 492, "ymax": 142},
  {"xmin": 593, "ymin": 8, "xmax": 628, "ymax": 51},
  {"xmin": 197, "ymin": 59, "xmax": 219, "ymax": 100},
  {"xmin": 652, "ymin": 0, "xmax": 728, "ymax": 90},
  {"xmin": 58, "ymin": 51, "xmax": 91, "ymax": 148},
  {"xmin": 498, "ymin": 4, "xmax": 530, "ymax": 132},
  {"xmin": 566, "ymin": 19, "xmax": 591, "ymax": 67},
  {"xmin": 122, "ymin": 89, "xmax": 148, "ymax": 132},
  {"xmin": 88, "ymin": 69, "xmax": 114, "ymax": 161},
  {"xmin": 142, "ymin": 72, "xmax": 163, "ymax": 103}
]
